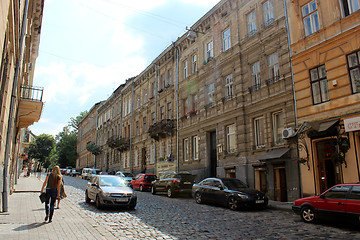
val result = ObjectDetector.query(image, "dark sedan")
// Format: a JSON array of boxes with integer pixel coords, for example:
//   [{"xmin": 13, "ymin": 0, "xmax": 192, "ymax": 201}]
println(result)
[
  {"xmin": 192, "ymin": 177, "xmax": 268, "ymax": 210},
  {"xmin": 85, "ymin": 175, "xmax": 137, "ymax": 209}
]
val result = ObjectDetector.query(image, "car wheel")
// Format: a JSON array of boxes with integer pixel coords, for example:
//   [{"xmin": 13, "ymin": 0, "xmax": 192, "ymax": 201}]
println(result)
[
  {"xmin": 151, "ymin": 186, "xmax": 156, "ymax": 195},
  {"xmin": 128, "ymin": 204, "xmax": 136, "ymax": 210},
  {"xmin": 195, "ymin": 192, "xmax": 202, "ymax": 204},
  {"xmin": 85, "ymin": 191, "xmax": 91, "ymax": 203},
  {"xmin": 140, "ymin": 185, "xmax": 144, "ymax": 192},
  {"xmin": 95, "ymin": 195, "xmax": 102, "ymax": 209},
  {"xmin": 167, "ymin": 188, "xmax": 174, "ymax": 198},
  {"xmin": 301, "ymin": 206, "xmax": 316, "ymax": 223},
  {"xmin": 227, "ymin": 196, "xmax": 238, "ymax": 211}
]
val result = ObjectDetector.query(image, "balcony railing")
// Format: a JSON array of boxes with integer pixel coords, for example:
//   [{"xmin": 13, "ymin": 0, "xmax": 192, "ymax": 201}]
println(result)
[
  {"xmin": 148, "ymin": 119, "xmax": 175, "ymax": 141},
  {"xmin": 20, "ymin": 85, "xmax": 43, "ymax": 102}
]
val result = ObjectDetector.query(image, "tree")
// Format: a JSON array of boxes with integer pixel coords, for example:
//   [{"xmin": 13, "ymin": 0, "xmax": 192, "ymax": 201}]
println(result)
[
  {"xmin": 28, "ymin": 134, "xmax": 55, "ymax": 166},
  {"xmin": 68, "ymin": 110, "xmax": 88, "ymax": 132},
  {"xmin": 56, "ymin": 127, "xmax": 77, "ymax": 168}
]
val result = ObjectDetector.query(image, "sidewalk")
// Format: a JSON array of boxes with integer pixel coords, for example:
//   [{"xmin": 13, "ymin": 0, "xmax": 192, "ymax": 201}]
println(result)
[{"xmin": 0, "ymin": 173, "xmax": 116, "ymax": 240}]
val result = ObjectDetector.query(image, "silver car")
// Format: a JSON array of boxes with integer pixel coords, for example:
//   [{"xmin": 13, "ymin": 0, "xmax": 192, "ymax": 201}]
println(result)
[{"xmin": 85, "ymin": 175, "xmax": 137, "ymax": 209}]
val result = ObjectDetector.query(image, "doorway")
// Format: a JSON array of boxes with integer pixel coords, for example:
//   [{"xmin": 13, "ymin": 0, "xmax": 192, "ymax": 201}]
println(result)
[
  {"xmin": 274, "ymin": 166, "xmax": 287, "ymax": 202},
  {"xmin": 209, "ymin": 131, "xmax": 217, "ymax": 177},
  {"xmin": 316, "ymin": 139, "xmax": 339, "ymax": 193}
]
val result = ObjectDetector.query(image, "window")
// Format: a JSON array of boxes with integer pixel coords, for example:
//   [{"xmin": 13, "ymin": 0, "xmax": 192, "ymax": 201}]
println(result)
[
  {"xmin": 340, "ymin": 0, "xmax": 360, "ymax": 17},
  {"xmin": 167, "ymin": 102, "xmax": 172, "ymax": 119},
  {"xmin": 347, "ymin": 50, "xmax": 360, "ymax": 93},
  {"xmin": 263, "ymin": 0, "xmax": 274, "ymax": 27},
  {"xmin": 136, "ymin": 95, "xmax": 140, "ymax": 108},
  {"xmin": 273, "ymin": 111, "xmax": 284, "ymax": 145},
  {"xmin": 167, "ymin": 69, "xmax": 172, "ymax": 86},
  {"xmin": 222, "ymin": 28, "xmax": 231, "ymax": 52},
  {"xmin": 349, "ymin": 186, "xmax": 360, "ymax": 200},
  {"xmin": 151, "ymin": 82, "xmax": 156, "ymax": 97},
  {"xmin": 159, "ymin": 140, "xmax": 164, "ymax": 158},
  {"xmin": 226, "ymin": 124, "xmax": 236, "ymax": 153},
  {"xmin": 134, "ymin": 149, "xmax": 139, "ymax": 167},
  {"xmin": 124, "ymin": 99, "xmax": 128, "ymax": 116},
  {"xmin": 183, "ymin": 61, "xmax": 188, "ymax": 79},
  {"xmin": 323, "ymin": 185, "xmax": 351, "ymax": 199},
  {"xmin": 252, "ymin": 61, "xmax": 261, "ymax": 90},
  {"xmin": 192, "ymin": 55, "xmax": 197, "ymax": 73},
  {"xmin": 302, "ymin": 0, "xmax": 320, "ymax": 36},
  {"xmin": 225, "ymin": 74, "xmax": 233, "ymax": 99},
  {"xmin": 151, "ymin": 112, "xmax": 156, "ymax": 124},
  {"xmin": 160, "ymin": 106, "xmax": 165, "ymax": 120},
  {"xmin": 206, "ymin": 41, "xmax": 214, "ymax": 61},
  {"xmin": 192, "ymin": 136, "xmax": 199, "ymax": 160},
  {"xmin": 166, "ymin": 139, "xmax": 172, "ymax": 156},
  {"xmin": 183, "ymin": 138, "xmax": 189, "ymax": 161},
  {"xmin": 269, "ymin": 53, "xmax": 279, "ymax": 81},
  {"xmin": 208, "ymin": 83, "xmax": 215, "ymax": 105},
  {"xmin": 150, "ymin": 144, "xmax": 155, "ymax": 164},
  {"xmin": 310, "ymin": 65, "xmax": 329, "ymax": 104},
  {"xmin": 136, "ymin": 121, "xmax": 139, "ymax": 135},
  {"xmin": 143, "ymin": 117, "xmax": 147, "ymax": 133},
  {"xmin": 143, "ymin": 89, "xmax": 148, "ymax": 104},
  {"xmin": 160, "ymin": 74, "xmax": 165, "ymax": 90},
  {"xmin": 247, "ymin": 10, "xmax": 257, "ymax": 36},
  {"xmin": 254, "ymin": 117, "xmax": 265, "ymax": 148}
]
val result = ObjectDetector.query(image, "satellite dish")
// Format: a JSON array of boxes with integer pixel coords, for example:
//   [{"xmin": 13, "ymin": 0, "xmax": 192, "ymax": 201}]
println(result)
[{"xmin": 186, "ymin": 30, "xmax": 197, "ymax": 41}]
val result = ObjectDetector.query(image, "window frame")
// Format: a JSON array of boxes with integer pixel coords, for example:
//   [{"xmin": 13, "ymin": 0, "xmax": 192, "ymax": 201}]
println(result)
[
  {"xmin": 247, "ymin": 10, "xmax": 257, "ymax": 36},
  {"xmin": 347, "ymin": 50, "xmax": 360, "ymax": 94},
  {"xmin": 192, "ymin": 135, "xmax": 199, "ymax": 160},
  {"xmin": 302, "ymin": 0, "xmax": 320, "ymax": 37},
  {"xmin": 208, "ymin": 83, "xmax": 215, "ymax": 106},
  {"xmin": 225, "ymin": 74, "xmax": 234, "ymax": 99},
  {"xmin": 183, "ymin": 138, "xmax": 189, "ymax": 162},
  {"xmin": 340, "ymin": 0, "xmax": 360, "ymax": 17},
  {"xmin": 263, "ymin": 0, "xmax": 275, "ymax": 27},
  {"xmin": 254, "ymin": 116, "xmax": 265, "ymax": 148},
  {"xmin": 222, "ymin": 28, "xmax": 231, "ymax": 52},
  {"xmin": 183, "ymin": 61, "xmax": 188, "ymax": 79},
  {"xmin": 206, "ymin": 41, "xmax": 214, "ymax": 61},
  {"xmin": 310, "ymin": 65, "xmax": 330, "ymax": 105},
  {"xmin": 192, "ymin": 54, "xmax": 197, "ymax": 73},
  {"xmin": 252, "ymin": 61, "xmax": 261, "ymax": 90},
  {"xmin": 269, "ymin": 53, "xmax": 279, "ymax": 81},
  {"xmin": 272, "ymin": 111, "xmax": 284, "ymax": 145},
  {"xmin": 226, "ymin": 124, "xmax": 236, "ymax": 153}
]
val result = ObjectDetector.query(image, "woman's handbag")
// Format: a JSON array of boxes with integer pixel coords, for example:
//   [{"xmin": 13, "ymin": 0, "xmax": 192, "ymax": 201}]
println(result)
[{"xmin": 39, "ymin": 192, "xmax": 48, "ymax": 203}]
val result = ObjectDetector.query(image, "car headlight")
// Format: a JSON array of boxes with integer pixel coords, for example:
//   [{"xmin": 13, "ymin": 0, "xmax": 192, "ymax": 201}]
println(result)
[{"xmin": 237, "ymin": 194, "xmax": 249, "ymax": 199}]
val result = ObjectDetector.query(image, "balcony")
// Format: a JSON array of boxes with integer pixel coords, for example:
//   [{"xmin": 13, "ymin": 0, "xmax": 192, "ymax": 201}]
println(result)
[
  {"xmin": 86, "ymin": 142, "xmax": 102, "ymax": 155},
  {"xmin": 18, "ymin": 85, "xmax": 44, "ymax": 128},
  {"xmin": 148, "ymin": 119, "xmax": 175, "ymax": 141},
  {"xmin": 106, "ymin": 136, "xmax": 130, "ymax": 151}
]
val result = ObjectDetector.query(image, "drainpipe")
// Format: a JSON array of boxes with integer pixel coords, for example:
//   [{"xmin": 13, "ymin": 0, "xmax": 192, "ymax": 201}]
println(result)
[
  {"xmin": 175, "ymin": 47, "xmax": 180, "ymax": 172},
  {"xmin": 119, "ymin": 93, "xmax": 123, "ymax": 171},
  {"xmin": 283, "ymin": 0, "xmax": 302, "ymax": 198},
  {"xmin": 2, "ymin": 0, "xmax": 29, "ymax": 212}
]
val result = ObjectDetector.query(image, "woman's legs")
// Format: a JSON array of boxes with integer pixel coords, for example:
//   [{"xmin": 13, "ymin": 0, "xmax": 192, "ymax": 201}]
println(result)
[
  {"xmin": 45, "ymin": 188, "xmax": 58, "ymax": 222},
  {"xmin": 57, "ymin": 198, "xmax": 61, "ymax": 208}
]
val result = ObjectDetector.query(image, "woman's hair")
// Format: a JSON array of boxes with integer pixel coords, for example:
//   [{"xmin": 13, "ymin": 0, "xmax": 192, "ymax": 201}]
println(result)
[{"xmin": 52, "ymin": 166, "xmax": 61, "ymax": 176}]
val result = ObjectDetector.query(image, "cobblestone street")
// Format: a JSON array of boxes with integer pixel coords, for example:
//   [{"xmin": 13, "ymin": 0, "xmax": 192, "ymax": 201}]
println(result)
[{"xmin": 62, "ymin": 175, "xmax": 360, "ymax": 240}]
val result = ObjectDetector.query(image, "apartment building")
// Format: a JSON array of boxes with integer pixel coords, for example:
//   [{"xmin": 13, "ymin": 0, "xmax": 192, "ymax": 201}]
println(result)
[
  {"xmin": 0, "ymin": 0, "xmax": 44, "ymax": 212},
  {"xmin": 78, "ymin": 0, "xmax": 300, "ymax": 201},
  {"xmin": 285, "ymin": 0, "xmax": 360, "ymax": 196}
]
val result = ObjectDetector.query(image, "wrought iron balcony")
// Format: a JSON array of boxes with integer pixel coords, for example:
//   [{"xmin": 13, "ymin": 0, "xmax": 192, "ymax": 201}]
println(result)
[{"xmin": 18, "ymin": 85, "xmax": 44, "ymax": 128}]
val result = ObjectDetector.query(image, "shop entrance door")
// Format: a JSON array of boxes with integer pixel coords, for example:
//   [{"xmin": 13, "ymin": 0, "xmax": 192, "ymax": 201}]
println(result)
[
  {"xmin": 316, "ymin": 139, "xmax": 339, "ymax": 193},
  {"xmin": 274, "ymin": 166, "xmax": 287, "ymax": 202}
]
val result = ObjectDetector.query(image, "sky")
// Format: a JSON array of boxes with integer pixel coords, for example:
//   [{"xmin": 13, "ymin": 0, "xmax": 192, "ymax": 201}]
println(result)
[{"xmin": 29, "ymin": 0, "xmax": 220, "ymax": 136}]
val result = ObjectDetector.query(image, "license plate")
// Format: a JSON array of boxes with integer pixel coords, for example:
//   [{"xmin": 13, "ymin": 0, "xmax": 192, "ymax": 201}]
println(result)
[
  {"xmin": 256, "ymin": 200, "xmax": 264, "ymax": 204},
  {"xmin": 184, "ymin": 182, "xmax": 192, "ymax": 184},
  {"xmin": 116, "ymin": 198, "xmax": 129, "ymax": 202}
]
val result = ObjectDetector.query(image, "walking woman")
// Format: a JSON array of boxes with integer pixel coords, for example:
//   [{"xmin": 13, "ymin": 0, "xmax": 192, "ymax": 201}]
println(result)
[{"xmin": 40, "ymin": 166, "xmax": 61, "ymax": 223}]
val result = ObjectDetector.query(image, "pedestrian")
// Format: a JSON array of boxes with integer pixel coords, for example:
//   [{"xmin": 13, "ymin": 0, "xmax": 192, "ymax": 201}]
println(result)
[
  {"xmin": 40, "ymin": 165, "xmax": 61, "ymax": 223},
  {"xmin": 56, "ymin": 177, "xmax": 67, "ymax": 209}
]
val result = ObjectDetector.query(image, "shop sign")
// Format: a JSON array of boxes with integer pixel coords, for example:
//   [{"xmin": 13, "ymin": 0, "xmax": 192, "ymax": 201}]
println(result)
[{"xmin": 344, "ymin": 117, "xmax": 360, "ymax": 132}]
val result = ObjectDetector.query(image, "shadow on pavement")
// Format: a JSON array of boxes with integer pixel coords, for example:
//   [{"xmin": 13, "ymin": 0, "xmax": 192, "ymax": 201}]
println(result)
[{"xmin": 13, "ymin": 222, "xmax": 45, "ymax": 231}]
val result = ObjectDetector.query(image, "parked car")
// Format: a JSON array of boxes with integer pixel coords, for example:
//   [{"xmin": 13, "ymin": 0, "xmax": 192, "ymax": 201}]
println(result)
[
  {"xmin": 192, "ymin": 177, "xmax": 268, "ymax": 210},
  {"xmin": 151, "ymin": 171, "xmax": 195, "ymax": 198},
  {"xmin": 61, "ymin": 169, "xmax": 67, "ymax": 174},
  {"xmin": 115, "ymin": 171, "xmax": 135, "ymax": 185},
  {"xmin": 82, "ymin": 168, "xmax": 101, "ymax": 180},
  {"xmin": 70, "ymin": 169, "xmax": 81, "ymax": 177},
  {"xmin": 85, "ymin": 175, "xmax": 137, "ymax": 209},
  {"xmin": 292, "ymin": 183, "xmax": 360, "ymax": 224},
  {"xmin": 130, "ymin": 173, "xmax": 157, "ymax": 191}
]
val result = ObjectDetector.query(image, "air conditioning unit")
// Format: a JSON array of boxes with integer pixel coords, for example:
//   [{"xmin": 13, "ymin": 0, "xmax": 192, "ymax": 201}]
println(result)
[{"xmin": 282, "ymin": 127, "xmax": 295, "ymax": 139}]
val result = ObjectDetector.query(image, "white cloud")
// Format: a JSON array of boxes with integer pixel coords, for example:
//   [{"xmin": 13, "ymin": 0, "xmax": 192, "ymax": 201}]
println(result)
[{"xmin": 179, "ymin": 0, "xmax": 220, "ymax": 7}]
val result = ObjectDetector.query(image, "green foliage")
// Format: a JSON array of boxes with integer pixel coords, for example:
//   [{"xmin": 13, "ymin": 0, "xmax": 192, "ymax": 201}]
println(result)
[
  {"xmin": 56, "ymin": 128, "xmax": 77, "ymax": 168},
  {"xmin": 68, "ymin": 110, "xmax": 88, "ymax": 132},
  {"xmin": 28, "ymin": 134, "xmax": 55, "ymax": 166}
]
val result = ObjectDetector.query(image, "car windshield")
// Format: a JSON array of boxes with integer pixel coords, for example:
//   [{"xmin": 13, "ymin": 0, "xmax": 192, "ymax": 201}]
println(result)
[
  {"xmin": 99, "ymin": 177, "xmax": 127, "ymax": 187},
  {"xmin": 222, "ymin": 179, "xmax": 247, "ymax": 189},
  {"xmin": 177, "ymin": 174, "xmax": 195, "ymax": 181}
]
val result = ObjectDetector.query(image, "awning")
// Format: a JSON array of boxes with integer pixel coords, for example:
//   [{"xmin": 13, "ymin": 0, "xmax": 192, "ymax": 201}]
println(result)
[
  {"xmin": 258, "ymin": 148, "xmax": 290, "ymax": 161},
  {"xmin": 295, "ymin": 119, "xmax": 339, "ymax": 136}
]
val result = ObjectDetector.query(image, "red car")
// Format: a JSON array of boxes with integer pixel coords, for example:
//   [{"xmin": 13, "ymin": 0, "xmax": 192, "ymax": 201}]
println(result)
[
  {"xmin": 130, "ymin": 173, "xmax": 157, "ymax": 192},
  {"xmin": 292, "ymin": 183, "xmax": 360, "ymax": 224}
]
